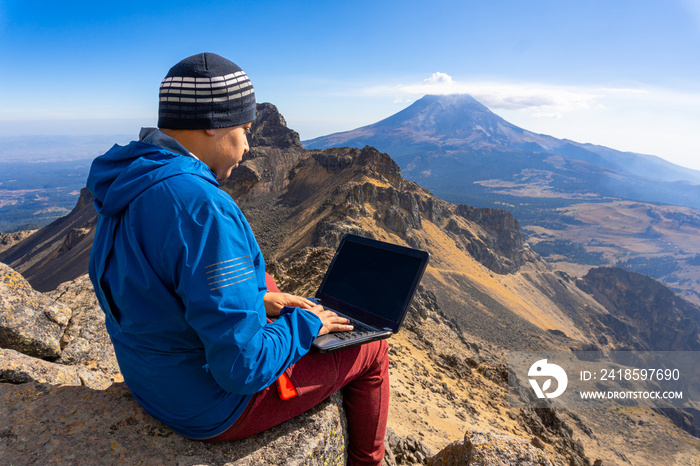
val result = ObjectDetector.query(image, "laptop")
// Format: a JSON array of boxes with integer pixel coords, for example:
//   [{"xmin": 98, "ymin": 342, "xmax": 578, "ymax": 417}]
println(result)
[{"xmin": 310, "ymin": 234, "xmax": 430, "ymax": 353}]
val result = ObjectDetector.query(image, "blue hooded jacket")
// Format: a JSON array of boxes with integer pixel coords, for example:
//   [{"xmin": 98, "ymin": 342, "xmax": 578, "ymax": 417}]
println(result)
[{"xmin": 87, "ymin": 133, "xmax": 322, "ymax": 439}]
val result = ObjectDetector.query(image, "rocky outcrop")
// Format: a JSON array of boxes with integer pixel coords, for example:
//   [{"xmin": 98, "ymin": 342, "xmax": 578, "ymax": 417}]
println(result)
[
  {"xmin": 427, "ymin": 430, "xmax": 556, "ymax": 465},
  {"xmin": 1, "ymin": 348, "xmax": 82, "ymax": 385},
  {"xmin": 450, "ymin": 204, "xmax": 528, "ymax": 274},
  {"xmin": 221, "ymin": 103, "xmax": 307, "ymax": 204},
  {"xmin": 384, "ymin": 427, "xmax": 435, "ymax": 465},
  {"xmin": 0, "ymin": 382, "xmax": 348, "ymax": 465},
  {"xmin": 577, "ymin": 267, "xmax": 700, "ymax": 351},
  {"xmin": 249, "ymin": 102, "xmax": 303, "ymax": 149},
  {"xmin": 47, "ymin": 274, "xmax": 122, "ymax": 387},
  {"xmin": 0, "ymin": 229, "xmax": 35, "ymax": 254},
  {"xmin": 273, "ymin": 144, "xmax": 529, "ymax": 275},
  {"xmin": 0, "ymin": 265, "xmax": 119, "ymax": 388},
  {"xmin": 0, "ymin": 263, "xmax": 71, "ymax": 359}
]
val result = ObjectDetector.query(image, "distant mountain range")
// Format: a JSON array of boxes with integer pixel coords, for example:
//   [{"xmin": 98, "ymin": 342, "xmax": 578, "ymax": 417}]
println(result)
[{"xmin": 304, "ymin": 94, "xmax": 700, "ymax": 210}]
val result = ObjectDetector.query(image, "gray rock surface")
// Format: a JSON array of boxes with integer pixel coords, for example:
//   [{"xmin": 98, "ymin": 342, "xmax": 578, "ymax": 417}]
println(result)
[
  {"xmin": 0, "ymin": 263, "xmax": 71, "ymax": 359},
  {"xmin": 47, "ymin": 274, "xmax": 121, "ymax": 388},
  {"xmin": 0, "ymin": 267, "xmax": 120, "ymax": 389},
  {"xmin": 0, "ymin": 381, "xmax": 348, "ymax": 465},
  {"xmin": 0, "ymin": 347, "xmax": 82, "ymax": 385},
  {"xmin": 427, "ymin": 430, "xmax": 555, "ymax": 465},
  {"xmin": 0, "ymin": 383, "xmax": 346, "ymax": 465},
  {"xmin": 384, "ymin": 427, "xmax": 435, "ymax": 465}
]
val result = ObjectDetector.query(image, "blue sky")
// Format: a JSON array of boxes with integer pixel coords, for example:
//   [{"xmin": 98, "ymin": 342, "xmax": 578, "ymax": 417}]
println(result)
[{"xmin": 1, "ymin": 0, "xmax": 699, "ymax": 169}]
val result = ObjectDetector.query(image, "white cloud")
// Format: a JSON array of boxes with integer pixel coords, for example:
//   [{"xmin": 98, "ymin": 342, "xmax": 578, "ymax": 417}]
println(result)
[
  {"xmin": 394, "ymin": 72, "xmax": 457, "ymax": 95},
  {"xmin": 496, "ymin": 85, "xmax": 700, "ymax": 170},
  {"xmin": 473, "ymin": 87, "xmax": 596, "ymax": 112},
  {"xmin": 424, "ymin": 72, "xmax": 454, "ymax": 85}
]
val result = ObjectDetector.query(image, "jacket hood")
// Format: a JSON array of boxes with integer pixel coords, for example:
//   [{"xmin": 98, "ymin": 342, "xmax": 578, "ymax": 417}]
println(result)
[{"xmin": 87, "ymin": 141, "xmax": 218, "ymax": 217}]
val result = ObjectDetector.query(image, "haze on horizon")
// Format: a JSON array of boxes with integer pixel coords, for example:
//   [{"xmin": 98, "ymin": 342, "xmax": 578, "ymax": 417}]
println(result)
[{"xmin": 1, "ymin": 0, "xmax": 699, "ymax": 171}]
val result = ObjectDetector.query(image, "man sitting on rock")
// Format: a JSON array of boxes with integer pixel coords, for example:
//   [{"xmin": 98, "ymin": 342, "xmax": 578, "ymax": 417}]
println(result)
[{"xmin": 87, "ymin": 52, "xmax": 389, "ymax": 466}]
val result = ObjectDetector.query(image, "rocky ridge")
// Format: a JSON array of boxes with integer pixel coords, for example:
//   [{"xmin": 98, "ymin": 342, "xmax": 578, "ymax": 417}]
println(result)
[
  {"xmin": 577, "ymin": 267, "xmax": 700, "ymax": 351},
  {"xmin": 0, "ymin": 229, "xmax": 35, "ymax": 254}
]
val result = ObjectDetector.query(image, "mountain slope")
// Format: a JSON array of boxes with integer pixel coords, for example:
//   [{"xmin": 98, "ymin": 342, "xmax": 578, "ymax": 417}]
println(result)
[
  {"xmin": 577, "ymin": 267, "xmax": 700, "ymax": 351},
  {"xmin": 0, "ymin": 187, "xmax": 96, "ymax": 292}
]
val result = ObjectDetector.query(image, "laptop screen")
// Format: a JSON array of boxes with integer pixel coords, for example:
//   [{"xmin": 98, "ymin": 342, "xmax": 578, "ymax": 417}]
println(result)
[{"xmin": 315, "ymin": 235, "xmax": 429, "ymax": 331}]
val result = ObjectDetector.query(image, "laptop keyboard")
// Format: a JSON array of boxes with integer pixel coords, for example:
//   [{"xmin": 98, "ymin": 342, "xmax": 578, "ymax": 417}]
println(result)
[{"xmin": 333, "ymin": 318, "xmax": 377, "ymax": 340}]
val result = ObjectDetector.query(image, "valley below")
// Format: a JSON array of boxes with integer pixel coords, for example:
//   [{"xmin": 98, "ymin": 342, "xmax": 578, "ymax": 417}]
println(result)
[
  {"xmin": 0, "ymin": 158, "xmax": 92, "ymax": 232},
  {"xmin": 524, "ymin": 199, "xmax": 700, "ymax": 306}
]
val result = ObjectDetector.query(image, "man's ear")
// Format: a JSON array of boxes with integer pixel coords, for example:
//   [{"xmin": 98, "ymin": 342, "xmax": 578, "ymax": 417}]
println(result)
[{"xmin": 204, "ymin": 129, "xmax": 216, "ymax": 137}]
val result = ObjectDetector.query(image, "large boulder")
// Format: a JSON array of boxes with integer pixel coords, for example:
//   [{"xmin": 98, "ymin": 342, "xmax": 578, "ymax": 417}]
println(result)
[
  {"xmin": 0, "ymin": 263, "xmax": 71, "ymax": 359},
  {"xmin": 427, "ymin": 430, "xmax": 556, "ymax": 466},
  {"xmin": 0, "ymin": 348, "xmax": 82, "ymax": 385},
  {"xmin": 47, "ymin": 274, "xmax": 121, "ymax": 388},
  {"xmin": 0, "ymin": 267, "xmax": 120, "ymax": 389},
  {"xmin": 0, "ymin": 382, "xmax": 348, "ymax": 465}
]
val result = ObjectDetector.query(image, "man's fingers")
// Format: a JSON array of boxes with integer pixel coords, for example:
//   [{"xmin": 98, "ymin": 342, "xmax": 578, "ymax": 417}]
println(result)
[
  {"xmin": 320, "ymin": 309, "xmax": 350, "ymax": 324},
  {"xmin": 307, "ymin": 306, "xmax": 354, "ymax": 336},
  {"xmin": 331, "ymin": 322, "xmax": 354, "ymax": 332},
  {"xmin": 324, "ymin": 314, "xmax": 353, "ymax": 334}
]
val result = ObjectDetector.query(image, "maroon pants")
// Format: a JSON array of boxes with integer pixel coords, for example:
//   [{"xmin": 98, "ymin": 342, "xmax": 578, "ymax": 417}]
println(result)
[{"xmin": 206, "ymin": 339, "xmax": 390, "ymax": 465}]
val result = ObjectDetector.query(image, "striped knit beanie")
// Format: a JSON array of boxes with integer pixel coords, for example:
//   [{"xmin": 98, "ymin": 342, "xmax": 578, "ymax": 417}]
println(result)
[{"xmin": 158, "ymin": 53, "xmax": 256, "ymax": 130}]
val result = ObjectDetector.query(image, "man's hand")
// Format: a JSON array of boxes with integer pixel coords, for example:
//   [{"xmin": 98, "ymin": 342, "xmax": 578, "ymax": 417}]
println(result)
[
  {"xmin": 305, "ymin": 305, "xmax": 354, "ymax": 336},
  {"xmin": 262, "ymin": 292, "xmax": 353, "ymax": 336},
  {"xmin": 263, "ymin": 292, "xmax": 316, "ymax": 317}
]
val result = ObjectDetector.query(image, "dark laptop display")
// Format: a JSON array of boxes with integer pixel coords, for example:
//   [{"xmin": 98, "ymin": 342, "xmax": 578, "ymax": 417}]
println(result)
[{"xmin": 311, "ymin": 234, "xmax": 429, "ymax": 352}]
